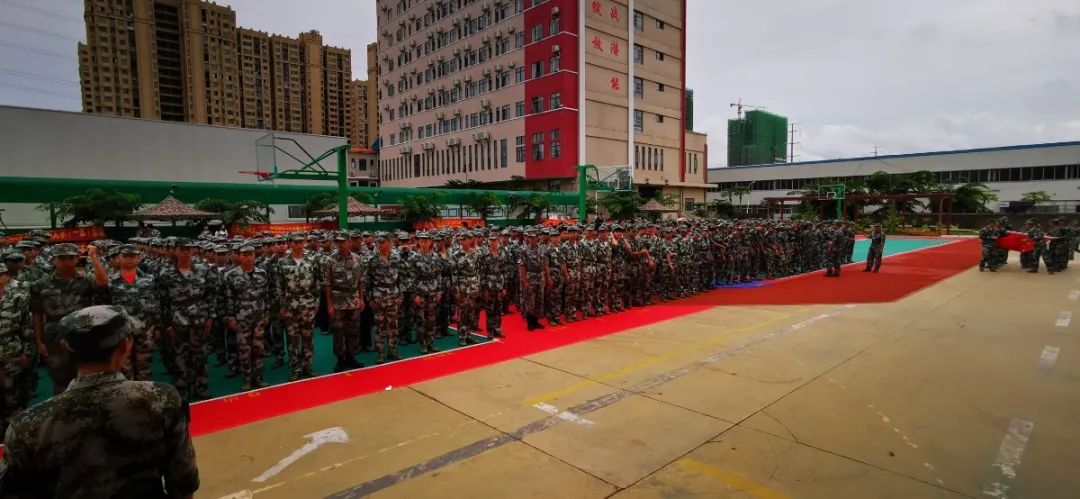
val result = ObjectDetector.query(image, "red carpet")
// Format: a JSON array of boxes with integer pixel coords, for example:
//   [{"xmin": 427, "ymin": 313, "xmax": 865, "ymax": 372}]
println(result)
[{"xmin": 189, "ymin": 238, "xmax": 980, "ymax": 436}]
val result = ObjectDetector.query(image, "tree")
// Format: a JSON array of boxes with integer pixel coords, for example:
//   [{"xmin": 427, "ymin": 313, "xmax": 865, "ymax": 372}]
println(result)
[
  {"xmin": 653, "ymin": 192, "xmax": 678, "ymax": 207},
  {"xmin": 462, "ymin": 191, "xmax": 501, "ymax": 222},
  {"xmin": 194, "ymin": 199, "xmax": 271, "ymax": 227},
  {"xmin": 598, "ymin": 191, "xmax": 644, "ymax": 220},
  {"xmin": 519, "ymin": 193, "xmax": 553, "ymax": 222},
  {"xmin": 443, "ymin": 179, "xmax": 485, "ymax": 189},
  {"xmin": 728, "ymin": 185, "xmax": 750, "ymax": 205},
  {"xmin": 1021, "ymin": 191, "xmax": 1053, "ymax": 203},
  {"xmin": 303, "ymin": 193, "xmax": 336, "ymax": 222},
  {"xmin": 41, "ymin": 188, "xmax": 141, "ymax": 227},
  {"xmin": 708, "ymin": 199, "xmax": 737, "ymax": 218},
  {"xmin": 948, "ymin": 182, "xmax": 997, "ymax": 213},
  {"xmin": 401, "ymin": 194, "xmax": 442, "ymax": 229}
]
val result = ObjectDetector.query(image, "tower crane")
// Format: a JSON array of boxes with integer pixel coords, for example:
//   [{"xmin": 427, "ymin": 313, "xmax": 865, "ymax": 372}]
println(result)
[{"xmin": 729, "ymin": 98, "xmax": 767, "ymax": 119}]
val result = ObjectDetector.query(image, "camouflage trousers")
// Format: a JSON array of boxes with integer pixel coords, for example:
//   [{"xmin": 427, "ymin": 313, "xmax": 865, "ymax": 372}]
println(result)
[
  {"xmin": 331, "ymin": 308, "xmax": 361, "ymax": 357},
  {"xmin": 371, "ymin": 298, "xmax": 400, "ymax": 354},
  {"xmin": 980, "ymin": 244, "xmax": 996, "ymax": 269},
  {"xmin": 546, "ymin": 278, "xmax": 565, "ymax": 320},
  {"xmin": 593, "ymin": 267, "xmax": 610, "ymax": 312},
  {"xmin": 437, "ymin": 292, "xmax": 453, "ymax": 338},
  {"xmin": 565, "ymin": 271, "xmax": 581, "ymax": 317},
  {"xmin": 17, "ymin": 352, "xmax": 36, "ymax": 407},
  {"xmin": 481, "ymin": 291, "xmax": 504, "ymax": 336},
  {"xmin": 456, "ymin": 291, "xmax": 480, "ymax": 339},
  {"xmin": 174, "ymin": 325, "xmax": 209, "ymax": 397},
  {"xmin": 0, "ymin": 356, "xmax": 25, "ymax": 429},
  {"xmin": 580, "ymin": 267, "xmax": 597, "ymax": 314},
  {"xmin": 520, "ymin": 274, "xmax": 545, "ymax": 320},
  {"xmin": 44, "ymin": 340, "xmax": 75, "ymax": 395},
  {"xmin": 415, "ymin": 293, "xmax": 440, "ymax": 348},
  {"xmin": 122, "ymin": 325, "xmax": 156, "ymax": 382},
  {"xmin": 399, "ymin": 293, "xmax": 417, "ymax": 343},
  {"xmin": 283, "ymin": 307, "xmax": 317, "ymax": 374},
  {"xmin": 637, "ymin": 265, "xmax": 654, "ymax": 304},
  {"xmin": 235, "ymin": 320, "xmax": 265, "ymax": 385}
]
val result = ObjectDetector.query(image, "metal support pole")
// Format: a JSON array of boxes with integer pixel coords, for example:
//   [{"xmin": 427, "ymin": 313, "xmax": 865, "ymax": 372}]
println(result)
[
  {"xmin": 937, "ymin": 196, "xmax": 944, "ymax": 235},
  {"xmin": 337, "ymin": 148, "xmax": 349, "ymax": 230},
  {"xmin": 577, "ymin": 164, "xmax": 589, "ymax": 221}
]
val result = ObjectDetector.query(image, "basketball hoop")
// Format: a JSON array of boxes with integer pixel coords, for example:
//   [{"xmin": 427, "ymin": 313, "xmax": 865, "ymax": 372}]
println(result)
[{"xmin": 237, "ymin": 170, "xmax": 272, "ymax": 180}]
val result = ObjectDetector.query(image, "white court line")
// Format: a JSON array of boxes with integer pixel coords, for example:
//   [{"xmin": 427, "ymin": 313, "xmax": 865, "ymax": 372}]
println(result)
[
  {"xmin": 982, "ymin": 419, "xmax": 1035, "ymax": 499},
  {"xmin": 1036, "ymin": 345, "xmax": 1060, "ymax": 374},
  {"xmin": 1055, "ymin": 311, "xmax": 1072, "ymax": 327},
  {"xmin": 1069, "ymin": 290, "xmax": 1080, "ymax": 301},
  {"xmin": 533, "ymin": 403, "xmax": 597, "ymax": 426}
]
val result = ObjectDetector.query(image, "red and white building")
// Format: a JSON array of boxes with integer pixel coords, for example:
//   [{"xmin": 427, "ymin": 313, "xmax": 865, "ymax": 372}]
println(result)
[{"xmin": 376, "ymin": 0, "xmax": 709, "ymax": 212}]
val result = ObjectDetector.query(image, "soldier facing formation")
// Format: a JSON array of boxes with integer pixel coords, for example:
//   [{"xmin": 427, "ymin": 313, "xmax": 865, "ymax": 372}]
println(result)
[{"xmin": 981, "ymin": 217, "xmax": 1077, "ymax": 274}]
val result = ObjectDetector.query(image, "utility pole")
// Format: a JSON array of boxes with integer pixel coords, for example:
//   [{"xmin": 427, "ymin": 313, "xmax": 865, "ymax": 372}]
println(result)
[
  {"xmin": 788, "ymin": 122, "xmax": 800, "ymax": 163},
  {"xmin": 873, "ymin": 146, "xmax": 881, "ymax": 157}
]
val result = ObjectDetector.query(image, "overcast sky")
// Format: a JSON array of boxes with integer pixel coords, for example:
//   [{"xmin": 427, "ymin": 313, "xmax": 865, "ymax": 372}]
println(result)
[{"xmin": 2, "ymin": 0, "xmax": 1078, "ymax": 166}]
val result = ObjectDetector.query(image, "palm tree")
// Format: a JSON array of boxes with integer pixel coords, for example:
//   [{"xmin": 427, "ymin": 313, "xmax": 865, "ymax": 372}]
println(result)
[
  {"xmin": 401, "ymin": 194, "xmax": 442, "ymax": 229},
  {"xmin": 728, "ymin": 185, "xmax": 750, "ymax": 205},
  {"xmin": 1021, "ymin": 191, "xmax": 1053, "ymax": 203},
  {"xmin": 194, "ymin": 199, "xmax": 271, "ymax": 227},
  {"xmin": 462, "ymin": 191, "xmax": 501, "ymax": 222}
]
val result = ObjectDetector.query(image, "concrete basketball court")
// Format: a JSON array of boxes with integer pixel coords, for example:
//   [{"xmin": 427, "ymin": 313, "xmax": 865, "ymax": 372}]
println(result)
[{"xmin": 196, "ymin": 251, "xmax": 1080, "ymax": 499}]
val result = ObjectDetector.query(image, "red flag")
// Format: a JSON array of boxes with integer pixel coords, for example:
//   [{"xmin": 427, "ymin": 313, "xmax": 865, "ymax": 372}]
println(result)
[{"xmin": 996, "ymin": 231, "xmax": 1035, "ymax": 252}]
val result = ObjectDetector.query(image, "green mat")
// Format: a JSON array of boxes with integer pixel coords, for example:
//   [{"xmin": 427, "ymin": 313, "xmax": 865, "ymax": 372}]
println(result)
[
  {"xmin": 851, "ymin": 238, "xmax": 946, "ymax": 263},
  {"xmin": 32, "ymin": 327, "xmax": 487, "ymax": 403}
]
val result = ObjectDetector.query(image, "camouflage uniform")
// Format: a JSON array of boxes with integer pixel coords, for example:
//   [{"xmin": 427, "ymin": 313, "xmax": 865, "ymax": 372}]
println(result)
[
  {"xmin": 0, "ymin": 306, "xmax": 200, "ymax": 498},
  {"xmin": 478, "ymin": 242, "xmax": 509, "ymax": 337},
  {"xmin": 30, "ymin": 267, "xmax": 101, "ymax": 395},
  {"xmin": 223, "ymin": 261, "xmax": 271, "ymax": 388},
  {"xmin": 562, "ymin": 235, "xmax": 583, "ymax": 319},
  {"xmin": 451, "ymin": 246, "xmax": 481, "ymax": 345},
  {"xmin": 324, "ymin": 247, "xmax": 365, "ymax": 364},
  {"xmin": 518, "ymin": 238, "xmax": 547, "ymax": 327},
  {"xmin": 277, "ymin": 252, "xmax": 322, "ymax": 378},
  {"xmin": 106, "ymin": 268, "xmax": 160, "ymax": 381},
  {"xmin": 368, "ymin": 249, "xmax": 403, "ymax": 360},
  {"xmin": 544, "ymin": 238, "xmax": 566, "ymax": 323},
  {"xmin": 0, "ymin": 273, "xmax": 31, "ymax": 429},
  {"xmin": 408, "ymin": 246, "xmax": 443, "ymax": 353},
  {"xmin": 158, "ymin": 260, "xmax": 215, "ymax": 398}
]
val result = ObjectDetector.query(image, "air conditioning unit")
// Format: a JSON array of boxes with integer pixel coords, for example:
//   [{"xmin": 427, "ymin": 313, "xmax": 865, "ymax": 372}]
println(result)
[
  {"xmin": 399, "ymin": 121, "xmax": 412, "ymax": 129},
  {"xmin": 495, "ymin": 64, "xmax": 504, "ymax": 72},
  {"xmin": 508, "ymin": 61, "xmax": 516, "ymax": 68},
  {"xmin": 436, "ymin": 111, "xmax": 445, "ymax": 119},
  {"xmin": 508, "ymin": 26, "xmax": 516, "ymax": 34},
  {"xmin": 473, "ymin": 131, "xmax": 491, "ymax": 141},
  {"xmin": 480, "ymin": 99, "xmax": 491, "ymax": 108},
  {"xmin": 552, "ymin": 44, "xmax": 560, "ymax": 53},
  {"xmin": 481, "ymin": 35, "xmax": 490, "ymax": 43},
  {"xmin": 446, "ymin": 138, "xmax": 461, "ymax": 146},
  {"xmin": 551, "ymin": 6, "xmax": 560, "ymax": 15},
  {"xmin": 453, "ymin": 78, "xmax": 462, "ymax": 86},
  {"xmin": 422, "ymin": 142, "xmax": 435, "ymax": 151},
  {"xmin": 454, "ymin": 108, "xmax": 462, "ymax": 116},
  {"xmin": 496, "ymin": 30, "xmax": 504, "ymax": 38},
  {"xmin": 400, "ymin": 146, "xmax": 412, "ymax": 154}
]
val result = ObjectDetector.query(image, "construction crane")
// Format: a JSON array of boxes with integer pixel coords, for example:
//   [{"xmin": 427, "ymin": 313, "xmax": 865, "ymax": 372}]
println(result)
[{"xmin": 729, "ymin": 98, "xmax": 767, "ymax": 119}]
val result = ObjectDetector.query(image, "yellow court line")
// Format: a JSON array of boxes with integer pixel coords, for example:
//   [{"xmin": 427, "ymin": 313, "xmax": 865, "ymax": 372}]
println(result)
[
  {"xmin": 677, "ymin": 458, "xmax": 791, "ymax": 499},
  {"xmin": 523, "ymin": 313, "xmax": 793, "ymax": 405}
]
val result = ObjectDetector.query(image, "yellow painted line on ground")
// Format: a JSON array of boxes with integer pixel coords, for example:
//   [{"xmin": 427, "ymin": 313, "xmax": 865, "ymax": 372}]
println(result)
[
  {"xmin": 677, "ymin": 458, "xmax": 791, "ymax": 499},
  {"xmin": 523, "ymin": 313, "xmax": 792, "ymax": 406}
]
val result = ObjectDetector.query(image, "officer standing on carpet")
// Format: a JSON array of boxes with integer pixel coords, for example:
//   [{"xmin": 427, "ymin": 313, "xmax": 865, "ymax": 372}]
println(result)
[
  {"xmin": 864, "ymin": 225, "xmax": 886, "ymax": 273},
  {"xmin": 518, "ymin": 229, "xmax": 548, "ymax": 330},
  {"xmin": 978, "ymin": 220, "xmax": 1002, "ymax": 272},
  {"xmin": 223, "ymin": 245, "xmax": 271, "ymax": 391},
  {"xmin": 408, "ymin": 233, "xmax": 443, "ymax": 354},
  {"xmin": 158, "ymin": 239, "xmax": 214, "ymax": 399},
  {"xmin": 277, "ymin": 234, "xmax": 323, "ymax": 381},
  {"xmin": 368, "ymin": 232, "xmax": 404, "ymax": 364},
  {"xmin": 324, "ymin": 233, "xmax": 365, "ymax": 372}
]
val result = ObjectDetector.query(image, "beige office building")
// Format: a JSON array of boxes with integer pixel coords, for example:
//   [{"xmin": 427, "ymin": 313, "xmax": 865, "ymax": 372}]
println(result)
[
  {"xmin": 78, "ymin": 0, "xmax": 366, "ymax": 142},
  {"xmin": 375, "ymin": 0, "xmax": 708, "ymax": 212}
]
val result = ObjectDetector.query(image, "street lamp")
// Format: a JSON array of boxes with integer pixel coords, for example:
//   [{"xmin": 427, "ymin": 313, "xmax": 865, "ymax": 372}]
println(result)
[{"xmin": 744, "ymin": 180, "xmax": 757, "ymax": 214}]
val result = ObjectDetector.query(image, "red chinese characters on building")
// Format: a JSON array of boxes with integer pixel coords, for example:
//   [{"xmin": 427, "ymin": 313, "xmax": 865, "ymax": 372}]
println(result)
[
  {"xmin": 610, "ymin": 6, "xmax": 619, "ymax": 20},
  {"xmin": 592, "ymin": 35, "xmax": 603, "ymax": 51},
  {"xmin": 591, "ymin": 0, "xmax": 602, "ymax": 15},
  {"xmin": 610, "ymin": 77, "xmax": 620, "ymax": 91},
  {"xmin": 610, "ymin": 41, "xmax": 620, "ymax": 56}
]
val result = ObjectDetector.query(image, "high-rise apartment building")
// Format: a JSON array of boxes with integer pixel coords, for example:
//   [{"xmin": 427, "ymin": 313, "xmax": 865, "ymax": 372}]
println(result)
[
  {"xmin": 365, "ymin": 42, "xmax": 380, "ymax": 147},
  {"xmin": 375, "ymin": 0, "xmax": 709, "ymax": 211},
  {"xmin": 78, "ymin": 0, "xmax": 366, "ymax": 142}
]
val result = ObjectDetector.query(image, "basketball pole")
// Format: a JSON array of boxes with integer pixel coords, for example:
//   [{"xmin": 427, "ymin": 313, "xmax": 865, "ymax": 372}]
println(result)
[{"xmin": 337, "ymin": 149, "xmax": 349, "ymax": 230}]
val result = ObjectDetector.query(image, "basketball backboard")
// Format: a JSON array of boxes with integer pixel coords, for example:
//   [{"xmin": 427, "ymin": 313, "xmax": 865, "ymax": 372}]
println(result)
[{"xmin": 594, "ymin": 165, "xmax": 633, "ymax": 192}]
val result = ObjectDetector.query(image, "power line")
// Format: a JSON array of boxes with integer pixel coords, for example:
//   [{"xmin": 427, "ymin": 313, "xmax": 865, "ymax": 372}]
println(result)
[
  {"xmin": 0, "ymin": 40, "xmax": 71, "ymax": 59},
  {"xmin": 0, "ymin": 67, "xmax": 78, "ymax": 86},
  {"xmin": 0, "ymin": 20, "xmax": 80, "ymax": 42},
  {"xmin": 0, "ymin": 80, "xmax": 79, "ymax": 99},
  {"xmin": 0, "ymin": 0, "xmax": 82, "ymax": 23}
]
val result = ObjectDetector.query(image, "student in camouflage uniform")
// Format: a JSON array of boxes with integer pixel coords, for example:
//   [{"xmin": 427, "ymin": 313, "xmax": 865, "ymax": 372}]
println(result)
[
  {"xmin": 594, "ymin": 226, "xmax": 614, "ymax": 313},
  {"xmin": 479, "ymin": 235, "xmax": 508, "ymax": 338},
  {"xmin": 277, "ymin": 234, "xmax": 323, "ymax": 381},
  {"xmin": 518, "ymin": 229, "xmax": 548, "ymax": 330},
  {"xmin": 978, "ymin": 220, "xmax": 1001, "ymax": 272},
  {"xmin": 368, "ymin": 233, "xmax": 404, "ymax": 363},
  {"xmin": 409, "ymin": 233, "xmax": 444, "ymax": 353},
  {"xmin": 544, "ymin": 230, "xmax": 567, "ymax": 324},
  {"xmin": 451, "ymin": 231, "xmax": 482, "ymax": 346},
  {"xmin": 610, "ymin": 226, "xmax": 632, "ymax": 310},
  {"xmin": 1027, "ymin": 221, "xmax": 1047, "ymax": 274},
  {"xmin": 223, "ymin": 245, "xmax": 271, "ymax": 391},
  {"xmin": 158, "ymin": 240, "xmax": 215, "ymax": 399},
  {"xmin": 395, "ymin": 233, "xmax": 418, "ymax": 345},
  {"xmin": 0, "ymin": 305, "xmax": 200, "ymax": 498},
  {"xmin": 0, "ymin": 262, "xmax": 31, "ymax": 431},
  {"xmin": 1046, "ymin": 218, "xmax": 1069, "ymax": 273},
  {"xmin": 259, "ymin": 238, "xmax": 286, "ymax": 369},
  {"xmin": 30, "ymin": 243, "xmax": 102, "ymax": 395},
  {"xmin": 864, "ymin": 225, "xmax": 886, "ymax": 273},
  {"xmin": 89, "ymin": 244, "xmax": 160, "ymax": 381},
  {"xmin": 324, "ymin": 234, "xmax": 366, "ymax": 372}
]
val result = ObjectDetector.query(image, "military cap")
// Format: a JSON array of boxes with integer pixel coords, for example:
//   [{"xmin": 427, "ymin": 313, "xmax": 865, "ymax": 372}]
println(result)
[
  {"xmin": 523, "ymin": 229, "xmax": 538, "ymax": 236},
  {"xmin": 612, "ymin": 224, "xmax": 625, "ymax": 231},
  {"xmin": 373, "ymin": 231, "xmax": 390, "ymax": 241},
  {"xmin": 415, "ymin": 232, "xmax": 431, "ymax": 240},
  {"xmin": 211, "ymin": 245, "xmax": 228, "ymax": 254},
  {"xmin": 2, "ymin": 251, "xmax": 25, "ymax": 262},
  {"xmin": 361, "ymin": 231, "xmax": 373, "ymax": 237},
  {"xmin": 289, "ymin": 233, "xmax": 307, "ymax": 242},
  {"xmin": 333, "ymin": 232, "xmax": 349, "ymax": 242},
  {"xmin": 15, "ymin": 240, "xmax": 37, "ymax": 249},
  {"xmin": 237, "ymin": 244, "xmax": 257, "ymax": 253},
  {"xmin": 0, "ymin": 263, "xmax": 7, "ymax": 274},
  {"xmin": 117, "ymin": 244, "xmax": 138, "ymax": 254},
  {"xmin": 106, "ymin": 246, "xmax": 121, "ymax": 258},
  {"xmin": 432, "ymin": 232, "xmax": 446, "ymax": 241},
  {"xmin": 52, "ymin": 243, "xmax": 80, "ymax": 256},
  {"xmin": 58, "ymin": 305, "xmax": 138, "ymax": 355}
]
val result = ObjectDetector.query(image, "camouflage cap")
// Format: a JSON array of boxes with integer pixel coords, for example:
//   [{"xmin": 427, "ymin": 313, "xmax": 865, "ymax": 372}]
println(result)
[
  {"xmin": 117, "ymin": 244, "xmax": 139, "ymax": 254},
  {"xmin": 416, "ymin": 232, "xmax": 431, "ymax": 239},
  {"xmin": 15, "ymin": 240, "xmax": 38, "ymax": 249},
  {"xmin": 333, "ymin": 232, "xmax": 349, "ymax": 242},
  {"xmin": 2, "ymin": 250, "xmax": 25, "ymax": 262},
  {"xmin": 397, "ymin": 231, "xmax": 412, "ymax": 240},
  {"xmin": 0, "ymin": 263, "xmax": 7, "ymax": 274},
  {"xmin": 58, "ymin": 305, "xmax": 138, "ymax": 355},
  {"xmin": 374, "ymin": 231, "xmax": 390, "ymax": 241},
  {"xmin": 523, "ymin": 229, "xmax": 538, "ymax": 236},
  {"xmin": 238, "ymin": 244, "xmax": 257, "ymax": 253},
  {"xmin": 213, "ymin": 245, "xmax": 229, "ymax": 254},
  {"xmin": 52, "ymin": 243, "xmax": 80, "ymax": 256}
]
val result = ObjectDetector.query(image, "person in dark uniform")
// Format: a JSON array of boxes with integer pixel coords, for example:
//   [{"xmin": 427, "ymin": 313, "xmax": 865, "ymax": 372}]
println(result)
[
  {"xmin": 0, "ymin": 305, "xmax": 200, "ymax": 498},
  {"xmin": 864, "ymin": 224, "xmax": 886, "ymax": 273}
]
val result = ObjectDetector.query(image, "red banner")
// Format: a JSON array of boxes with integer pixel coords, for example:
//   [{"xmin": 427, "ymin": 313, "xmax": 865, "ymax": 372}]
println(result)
[
  {"xmin": 229, "ymin": 222, "xmax": 336, "ymax": 237},
  {"xmin": 997, "ymin": 231, "xmax": 1035, "ymax": 252},
  {"xmin": 4, "ymin": 226, "xmax": 105, "ymax": 245},
  {"xmin": 414, "ymin": 218, "xmax": 485, "ymax": 230}
]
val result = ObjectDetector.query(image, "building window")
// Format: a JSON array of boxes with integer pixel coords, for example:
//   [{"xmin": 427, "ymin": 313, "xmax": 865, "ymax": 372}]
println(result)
[
  {"xmin": 531, "ymin": 60, "xmax": 544, "ymax": 79},
  {"xmin": 516, "ymin": 31, "xmax": 526, "ymax": 48},
  {"xmin": 516, "ymin": 135, "xmax": 525, "ymax": 162},
  {"xmin": 500, "ymin": 138, "xmax": 508, "ymax": 168},
  {"xmin": 656, "ymin": 114, "xmax": 664, "ymax": 123},
  {"xmin": 550, "ymin": 54, "xmax": 560, "ymax": 72},
  {"xmin": 658, "ymin": 82, "xmax": 665, "ymax": 92},
  {"xmin": 530, "ymin": 96, "xmax": 545, "ymax": 113},
  {"xmin": 633, "ymin": 110, "xmax": 643, "ymax": 132},
  {"xmin": 531, "ymin": 132, "xmax": 545, "ymax": 160},
  {"xmin": 550, "ymin": 15, "xmax": 560, "ymax": 34},
  {"xmin": 551, "ymin": 129, "xmax": 561, "ymax": 158},
  {"xmin": 656, "ymin": 19, "xmax": 665, "ymax": 29},
  {"xmin": 633, "ymin": 10, "xmax": 645, "ymax": 32},
  {"xmin": 550, "ymin": 92, "xmax": 562, "ymax": 108},
  {"xmin": 532, "ymin": 24, "xmax": 544, "ymax": 42},
  {"xmin": 515, "ymin": 100, "xmax": 525, "ymax": 117},
  {"xmin": 287, "ymin": 205, "xmax": 306, "ymax": 218},
  {"xmin": 684, "ymin": 198, "xmax": 694, "ymax": 212},
  {"xmin": 633, "ymin": 77, "xmax": 644, "ymax": 98},
  {"xmin": 633, "ymin": 44, "xmax": 643, "ymax": 64},
  {"xmin": 655, "ymin": 51, "xmax": 665, "ymax": 61}
]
